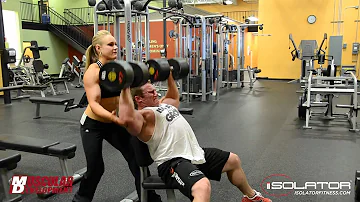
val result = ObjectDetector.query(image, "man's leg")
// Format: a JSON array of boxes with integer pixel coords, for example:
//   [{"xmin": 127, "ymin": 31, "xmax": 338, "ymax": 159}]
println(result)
[
  {"xmin": 199, "ymin": 148, "xmax": 272, "ymax": 202},
  {"xmin": 222, "ymin": 153, "xmax": 272, "ymax": 202},
  {"xmin": 191, "ymin": 178, "xmax": 211, "ymax": 202},
  {"xmin": 158, "ymin": 158, "xmax": 211, "ymax": 202},
  {"xmin": 222, "ymin": 153, "xmax": 255, "ymax": 197},
  {"xmin": 213, "ymin": 59, "xmax": 217, "ymax": 95}
]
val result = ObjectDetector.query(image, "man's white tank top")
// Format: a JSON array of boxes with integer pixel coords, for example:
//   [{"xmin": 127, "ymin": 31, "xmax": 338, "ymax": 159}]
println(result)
[{"xmin": 143, "ymin": 104, "xmax": 205, "ymax": 166}]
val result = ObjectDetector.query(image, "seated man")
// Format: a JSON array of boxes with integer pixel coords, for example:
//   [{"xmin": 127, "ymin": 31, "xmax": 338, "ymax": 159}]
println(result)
[{"xmin": 112, "ymin": 73, "xmax": 271, "ymax": 202}]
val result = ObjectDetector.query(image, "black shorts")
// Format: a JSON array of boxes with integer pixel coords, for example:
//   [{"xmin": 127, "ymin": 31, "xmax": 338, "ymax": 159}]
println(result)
[
  {"xmin": 157, "ymin": 148, "xmax": 230, "ymax": 200},
  {"xmin": 213, "ymin": 57, "xmax": 218, "ymax": 81}
]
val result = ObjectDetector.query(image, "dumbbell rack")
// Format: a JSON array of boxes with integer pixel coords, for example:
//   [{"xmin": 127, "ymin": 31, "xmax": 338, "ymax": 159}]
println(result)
[{"xmin": 301, "ymin": 71, "xmax": 359, "ymax": 131}]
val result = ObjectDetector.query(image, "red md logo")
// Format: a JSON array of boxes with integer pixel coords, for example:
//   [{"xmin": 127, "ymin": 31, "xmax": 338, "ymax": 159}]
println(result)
[
  {"xmin": 10, "ymin": 175, "xmax": 73, "ymax": 194},
  {"xmin": 10, "ymin": 176, "xmax": 27, "ymax": 194}
]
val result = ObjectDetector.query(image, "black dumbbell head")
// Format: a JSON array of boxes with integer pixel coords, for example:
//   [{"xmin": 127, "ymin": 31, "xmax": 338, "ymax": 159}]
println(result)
[
  {"xmin": 168, "ymin": 0, "xmax": 178, "ymax": 8},
  {"xmin": 147, "ymin": 59, "xmax": 170, "ymax": 82},
  {"xmin": 99, "ymin": 60, "xmax": 134, "ymax": 93},
  {"xmin": 88, "ymin": 0, "xmax": 96, "ymax": 6},
  {"xmin": 168, "ymin": 58, "xmax": 189, "ymax": 80},
  {"xmin": 129, "ymin": 61, "xmax": 150, "ymax": 88}
]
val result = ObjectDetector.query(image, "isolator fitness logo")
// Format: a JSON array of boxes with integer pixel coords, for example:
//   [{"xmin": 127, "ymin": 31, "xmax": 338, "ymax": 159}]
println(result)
[{"xmin": 260, "ymin": 174, "xmax": 352, "ymax": 197}]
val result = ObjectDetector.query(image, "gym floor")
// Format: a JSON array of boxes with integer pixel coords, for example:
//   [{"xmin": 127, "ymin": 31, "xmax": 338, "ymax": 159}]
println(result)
[{"xmin": 0, "ymin": 80, "xmax": 359, "ymax": 202}]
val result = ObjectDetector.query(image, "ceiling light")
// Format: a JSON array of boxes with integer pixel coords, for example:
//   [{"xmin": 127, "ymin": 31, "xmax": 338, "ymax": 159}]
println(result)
[
  {"xmin": 247, "ymin": 16, "xmax": 259, "ymax": 21},
  {"xmin": 223, "ymin": 0, "xmax": 233, "ymax": 5}
]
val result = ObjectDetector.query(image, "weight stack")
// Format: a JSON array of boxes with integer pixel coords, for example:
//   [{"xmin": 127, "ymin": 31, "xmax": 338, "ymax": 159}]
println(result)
[
  {"xmin": 182, "ymin": 77, "xmax": 201, "ymax": 93},
  {"xmin": 206, "ymin": 77, "xmax": 211, "ymax": 92},
  {"xmin": 229, "ymin": 70, "xmax": 237, "ymax": 82}
]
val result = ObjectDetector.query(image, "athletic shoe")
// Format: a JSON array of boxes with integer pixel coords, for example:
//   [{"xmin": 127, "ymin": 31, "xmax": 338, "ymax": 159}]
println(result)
[{"xmin": 242, "ymin": 190, "xmax": 272, "ymax": 202}]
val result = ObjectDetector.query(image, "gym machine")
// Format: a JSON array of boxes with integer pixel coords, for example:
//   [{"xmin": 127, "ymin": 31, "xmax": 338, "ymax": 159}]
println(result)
[
  {"xmin": 289, "ymin": 33, "xmax": 360, "ymax": 131},
  {"xmin": 289, "ymin": 33, "xmax": 329, "ymax": 84},
  {"xmin": 59, "ymin": 56, "xmax": 86, "ymax": 88},
  {"xmin": 237, "ymin": 23, "xmax": 263, "ymax": 89},
  {"xmin": 172, "ymin": 15, "xmax": 223, "ymax": 102},
  {"xmin": 217, "ymin": 22, "xmax": 263, "ymax": 94},
  {"xmin": 299, "ymin": 67, "xmax": 360, "ymax": 131}
]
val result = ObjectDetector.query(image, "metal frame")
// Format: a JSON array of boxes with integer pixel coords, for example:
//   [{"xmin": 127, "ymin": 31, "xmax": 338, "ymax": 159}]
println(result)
[{"xmin": 302, "ymin": 71, "xmax": 359, "ymax": 131}]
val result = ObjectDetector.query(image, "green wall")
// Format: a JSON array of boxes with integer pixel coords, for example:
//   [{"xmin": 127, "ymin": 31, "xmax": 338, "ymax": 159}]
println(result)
[{"xmin": 22, "ymin": 30, "xmax": 68, "ymax": 74}]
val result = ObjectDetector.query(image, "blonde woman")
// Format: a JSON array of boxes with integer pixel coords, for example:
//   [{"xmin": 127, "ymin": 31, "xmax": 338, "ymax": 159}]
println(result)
[{"xmin": 72, "ymin": 30, "xmax": 161, "ymax": 202}]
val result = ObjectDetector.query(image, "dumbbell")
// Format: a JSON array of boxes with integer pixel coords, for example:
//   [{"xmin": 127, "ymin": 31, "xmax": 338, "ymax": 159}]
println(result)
[
  {"xmin": 147, "ymin": 58, "xmax": 189, "ymax": 82},
  {"xmin": 99, "ymin": 58, "xmax": 189, "ymax": 93}
]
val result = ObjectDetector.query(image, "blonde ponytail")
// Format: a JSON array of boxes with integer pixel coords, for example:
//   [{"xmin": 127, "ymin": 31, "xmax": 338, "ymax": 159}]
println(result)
[{"xmin": 85, "ymin": 45, "xmax": 96, "ymax": 71}]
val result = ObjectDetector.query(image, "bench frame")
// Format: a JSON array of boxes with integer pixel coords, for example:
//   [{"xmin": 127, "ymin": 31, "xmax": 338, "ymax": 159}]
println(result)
[
  {"xmin": 30, "ymin": 97, "xmax": 75, "ymax": 119},
  {"xmin": 0, "ymin": 152, "xmax": 22, "ymax": 202},
  {"xmin": 0, "ymin": 135, "xmax": 86, "ymax": 199},
  {"xmin": 140, "ymin": 166, "xmax": 176, "ymax": 202},
  {"xmin": 0, "ymin": 85, "xmax": 47, "ymax": 101}
]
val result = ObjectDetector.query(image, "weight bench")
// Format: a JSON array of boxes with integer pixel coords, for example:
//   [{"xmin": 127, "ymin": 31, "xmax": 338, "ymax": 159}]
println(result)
[
  {"xmin": 0, "ymin": 134, "xmax": 86, "ymax": 199},
  {"xmin": 0, "ymin": 151, "xmax": 22, "ymax": 202},
  {"xmin": 178, "ymin": 108, "xmax": 193, "ymax": 115},
  {"xmin": 43, "ymin": 77, "xmax": 70, "ymax": 96},
  {"xmin": 64, "ymin": 92, "xmax": 88, "ymax": 112},
  {"xmin": 132, "ymin": 137, "xmax": 177, "ymax": 202},
  {"xmin": 0, "ymin": 85, "xmax": 48, "ymax": 100},
  {"xmin": 29, "ymin": 97, "xmax": 75, "ymax": 119}
]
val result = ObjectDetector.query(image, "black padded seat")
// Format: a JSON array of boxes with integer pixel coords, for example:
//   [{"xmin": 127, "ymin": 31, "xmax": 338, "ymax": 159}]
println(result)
[
  {"xmin": 179, "ymin": 108, "xmax": 193, "ymax": 115},
  {"xmin": 0, "ymin": 134, "xmax": 59, "ymax": 154},
  {"xmin": 48, "ymin": 142, "xmax": 76, "ymax": 159},
  {"xmin": 0, "ymin": 151, "xmax": 21, "ymax": 169},
  {"xmin": 143, "ymin": 176, "xmax": 178, "ymax": 190},
  {"xmin": 29, "ymin": 97, "xmax": 72, "ymax": 105}
]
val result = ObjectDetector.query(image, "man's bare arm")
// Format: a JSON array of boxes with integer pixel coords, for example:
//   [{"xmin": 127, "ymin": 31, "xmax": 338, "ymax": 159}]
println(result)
[
  {"xmin": 118, "ymin": 88, "xmax": 145, "ymax": 136},
  {"xmin": 160, "ymin": 72, "xmax": 180, "ymax": 108}
]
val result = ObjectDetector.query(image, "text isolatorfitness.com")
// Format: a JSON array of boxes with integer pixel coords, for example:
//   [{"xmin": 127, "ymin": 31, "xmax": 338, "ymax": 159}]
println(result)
[{"xmin": 260, "ymin": 174, "xmax": 352, "ymax": 197}]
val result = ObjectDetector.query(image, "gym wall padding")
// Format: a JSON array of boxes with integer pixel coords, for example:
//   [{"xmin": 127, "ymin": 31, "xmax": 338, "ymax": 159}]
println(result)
[
  {"xmin": 258, "ymin": 0, "xmax": 360, "ymax": 79},
  {"xmin": 22, "ymin": 30, "xmax": 69, "ymax": 74}
]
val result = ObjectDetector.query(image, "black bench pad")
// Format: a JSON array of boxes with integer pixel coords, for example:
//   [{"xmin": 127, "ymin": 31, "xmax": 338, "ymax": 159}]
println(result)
[
  {"xmin": 29, "ymin": 97, "xmax": 72, "ymax": 105},
  {"xmin": 0, "ymin": 85, "xmax": 47, "ymax": 92},
  {"xmin": 48, "ymin": 143, "xmax": 76, "ymax": 159},
  {"xmin": 23, "ymin": 85, "xmax": 48, "ymax": 90},
  {"xmin": 179, "ymin": 108, "xmax": 193, "ymax": 115},
  {"xmin": 143, "ymin": 175, "xmax": 178, "ymax": 190},
  {"xmin": 0, "ymin": 86, "xmax": 24, "ymax": 91},
  {"xmin": 45, "ymin": 78, "xmax": 68, "ymax": 84},
  {"xmin": 0, "ymin": 134, "xmax": 59, "ymax": 154},
  {"xmin": 0, "ymin": 151, "xmax": 21, "ymax": 169}
]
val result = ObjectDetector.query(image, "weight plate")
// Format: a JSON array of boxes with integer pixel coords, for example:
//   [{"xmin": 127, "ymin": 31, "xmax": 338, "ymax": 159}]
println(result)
[
  {"xmin": 147, "ymin": 58, "xmax": 170, "ymax": 82},
  {"xmin": 99, "ymin": 60, "xmax": 134, "ymax": 93},
  {"xmin": 168, "ymin": 58, "xmax": 189, "ymax": 80},
  {"xmin": 129, "ymin": 61, "xmax": 150, "ymax": 87}
]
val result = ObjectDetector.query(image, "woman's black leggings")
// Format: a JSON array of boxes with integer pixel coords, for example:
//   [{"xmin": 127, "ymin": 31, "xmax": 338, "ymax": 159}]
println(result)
[{"xmin": 72, "ymin": 116, "xmax": 160, "ymax": 202}]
